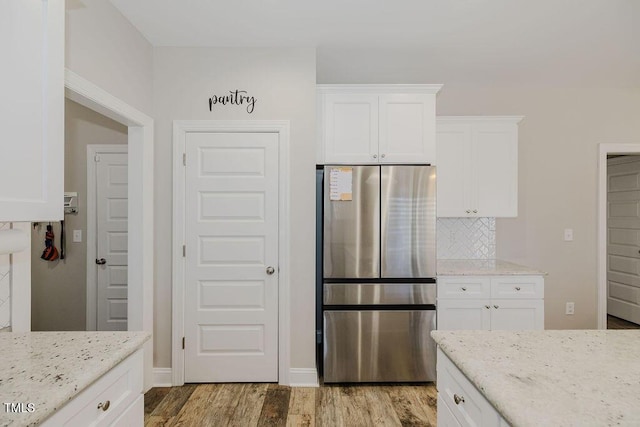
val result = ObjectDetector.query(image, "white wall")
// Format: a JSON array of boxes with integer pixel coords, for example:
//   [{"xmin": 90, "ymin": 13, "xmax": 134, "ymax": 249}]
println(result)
[
  {"xmin": 31, "ymin": 99, "xmax": 127, "ymax": 331},
  {"xmin": 66, "ymin": 0, "xmax": 154, "ymax": 115},
  {"xmin": 153, "ymin": 47, "xmax": 317, "ymax": 369}
]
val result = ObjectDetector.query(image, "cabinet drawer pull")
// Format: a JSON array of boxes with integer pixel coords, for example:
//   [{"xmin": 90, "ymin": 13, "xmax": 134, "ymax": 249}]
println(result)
[
  {"xmin": 493, "ymin": 304, "xmax": 499, "ymax": 309},
  {"xmin": 97, "ymin": 400, "xmax": 110, "ymax": 411},
  {"xmin": 485, "ymin": 305, "xmax": 490, "ymax": 309},
  {"xmin": 515, "ymin": 287, "xmax": 521, "ymax": 291},
  {"xmin": 453, "ymin": 394, "xmax": 465, "ymax": 405},
  {"xmin": 461, "ymin": 287, "xmax": 467, "ymax": 291}
]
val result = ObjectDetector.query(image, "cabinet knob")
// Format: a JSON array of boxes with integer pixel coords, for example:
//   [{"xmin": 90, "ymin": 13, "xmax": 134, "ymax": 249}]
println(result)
[
  {"xmin": 493, "ymin": 304, "xmax": 499, "ymax": 309},
  {"xmin": 515, "ymin": 287, "xmax": 521, "ymax": 291},
  {"xmin": 473, "ymin": 209, "xmax": 478, "ymax": 214},
  {"xmin": 97, "ymin": 400, "xmax": 110, "ymax": 411},
  {"xmin": 485, "ymin": 305, "xmax": 490, "ymax": 309},
  {"xmin": 461, "ymin": 287, "xmax": 467, "ymax": 291},
  {"xmin": 372, "ymin": 154, "xmax": 378, "ymax": 159},
  {"xmin": 381, "ymin": 153, "xmax": 386, "ymax": 158},
  {"xmin": 466, "ymin": 209, "xmax": 471, "ymax": 214},
  {"xmin": 453, "ymin": 394, "xmax": 465, "ymax": 405},
  {"xmin": 266, "ymin": 266, "xmax": 275, "ymax": 275}
]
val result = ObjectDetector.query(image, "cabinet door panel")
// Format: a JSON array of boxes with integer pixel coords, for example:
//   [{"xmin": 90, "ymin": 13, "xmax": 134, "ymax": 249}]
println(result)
[
  {"xmin": 437, "ymin": 299, "xmax": 491, "ymax": 330},
  {"xmin": 323, "ymin": 94, "xmax": 378, "ymax": 164},
  {"xmin": 490, "ymin": 299, "xmax": 544, "ymax": 330},
  {"xmin": 436, "ymin": 124, "xmax": 473, "ymax": 217},
  {"xmin": 0, "ymin": 0, "xmax": 64, "ymax": 221},
  {"xmin": 474, "ymin": 124, "xmax": 518, "ymax": 217},
  {"xmin": 379, "ymin": 94, "xmax": 435, "ymax": 164}
]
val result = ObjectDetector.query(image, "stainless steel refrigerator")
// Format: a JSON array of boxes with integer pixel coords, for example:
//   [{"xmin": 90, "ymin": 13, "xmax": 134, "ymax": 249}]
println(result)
[{"xmin": 321, "ymin": 165, "xmax": 437, "ymax": 383}]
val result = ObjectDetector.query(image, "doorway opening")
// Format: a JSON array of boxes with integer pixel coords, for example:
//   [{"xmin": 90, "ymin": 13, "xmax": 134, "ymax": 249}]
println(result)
[
  {"xmin": 31, "ymin": 100, "xmax": 129, "ymax": 331},
  {"xmin": 597, "ymin": 144, "xmax": 640, "ymax": 330}
]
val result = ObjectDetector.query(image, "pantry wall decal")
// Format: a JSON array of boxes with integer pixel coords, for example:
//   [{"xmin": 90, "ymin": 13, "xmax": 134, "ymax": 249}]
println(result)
[{"xmin": 208, "ymin": 90, "xmax": 257, "ymax": 113}]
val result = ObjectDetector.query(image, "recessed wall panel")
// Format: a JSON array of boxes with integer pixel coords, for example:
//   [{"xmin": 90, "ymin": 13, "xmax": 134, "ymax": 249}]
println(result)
[
  {"xmin": 609, "ymin": 201, "xmax": 639, "ymax": 218},
  {"xmin": 609, "ymin": 255, "xmax": 639, "ymax": 275},
  {"xmin": 108, "ymin": 165, "xmax": 128, "ymax": 185},
  {"xmin": 199, "ymin": 325, "xmax": 264, "ymax": 354},
  {"xmin": 108, "ymin": 232, "xmax": 128, "ymax": 253},
  {"xmin": 199, "ymin": 237, "xmax": 264, "ymax": 265},
  {"xmin": 200, "ymin": 192, "xmax": 265, "ymax": 221},
  {"xmin": 108, "ymin": 266, "xmax": 128, "ymax": 287},
  {"xmin": 199, "ymin": 280, "xmax": 265, "ymax": 310},
  {"xmin": 609, "ymin": 229, "xmax": 640, "ymax": 246},
  {"xmin": 108, "ymin": 299, "xmax": 127, "ymax": 320},
  {"xmin": 609, "ymin": 173, "xmax": 639, "ymax": 191},
  {"xmin": 108, "ymin": 199, "xmax": 128, "ymax": 220},
  {"xmin": 199, "ymin": 147, "xmax": 265, "ymax": 177}
]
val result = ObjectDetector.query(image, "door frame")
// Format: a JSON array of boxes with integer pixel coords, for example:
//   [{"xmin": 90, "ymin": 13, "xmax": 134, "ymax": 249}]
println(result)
[
  {"xmin": 65, "ymin": 69, "xmax": 154, "ymax": 390},
  {"xmin": 86, "ymin": 144, "xmax": 129, "ymax": 331},
  {"xmin": 597, "ymin": 143, "xmax": 640, "ymax": 329},
  {"xmin": 172, "ymin": 120, "xmax": 291, "ymax": 386}
]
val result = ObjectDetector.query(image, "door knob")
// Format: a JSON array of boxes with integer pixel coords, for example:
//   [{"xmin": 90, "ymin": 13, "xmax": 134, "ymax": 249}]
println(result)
[
  {"xmin": 95, "ymin": 258, "xmax": 107, "ymax": 265},
  {"xmin": 266, "ymin": 266, "xmax": 275, "ymax": 275},
  {"xmin": 453, "ymin": 394, "xmax": 465, "ymax": 405}
]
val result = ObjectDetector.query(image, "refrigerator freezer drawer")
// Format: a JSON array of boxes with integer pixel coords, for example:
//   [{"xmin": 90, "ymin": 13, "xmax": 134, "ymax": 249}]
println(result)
[
  {"xmin": 323, "ymin": 310, "xmax": 436, "ymax": 383},
  {"xmin": 324, "ymin": 282, "xmax": 436, "ymax": 306}
]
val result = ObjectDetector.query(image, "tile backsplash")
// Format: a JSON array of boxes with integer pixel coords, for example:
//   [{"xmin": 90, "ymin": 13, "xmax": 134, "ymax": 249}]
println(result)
[
  {"xmin": 0, "ymin": 222, "xmax": 10, "ymax": 330},
  {"xmin": 437, "ymin": 217, "xmax": 496, "ymax": 260}
]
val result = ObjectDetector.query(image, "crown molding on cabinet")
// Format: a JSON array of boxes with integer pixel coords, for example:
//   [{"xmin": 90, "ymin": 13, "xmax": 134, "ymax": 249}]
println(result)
[{"xmin": 317, "ymin": 84, "xmax": 443, "ymax": 95}]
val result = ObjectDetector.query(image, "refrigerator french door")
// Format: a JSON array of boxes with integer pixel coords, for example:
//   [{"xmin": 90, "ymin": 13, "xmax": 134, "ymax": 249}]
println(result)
[{"xmin": 322, "ymin": 165, "xmax": 437, "ymax": 383}]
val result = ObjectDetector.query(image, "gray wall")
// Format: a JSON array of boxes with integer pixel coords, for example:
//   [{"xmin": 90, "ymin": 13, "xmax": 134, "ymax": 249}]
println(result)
[
  {"xmin": 153, "ymin": 47, "xmax": 317, "ymax": 369},
  {"xmin": 31, "ymin": 99, "xmax": 127, "ymax": 331},
  {"xmin": 66, "ymin": 0, "xmax": 154, "ymax": 115}
]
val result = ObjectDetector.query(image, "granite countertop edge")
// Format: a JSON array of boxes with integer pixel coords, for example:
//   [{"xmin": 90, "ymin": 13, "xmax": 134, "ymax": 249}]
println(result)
[
  {"xmin": 0, "ymin": 331, "xmax": 151, "ymax": 426},
  {"xmin": 436, "ymin": 259, "xmax": 547, "ymax": 276},
  {"xmin": 431, "ymin": 329, "xmax": 640, "ymax": 427}
]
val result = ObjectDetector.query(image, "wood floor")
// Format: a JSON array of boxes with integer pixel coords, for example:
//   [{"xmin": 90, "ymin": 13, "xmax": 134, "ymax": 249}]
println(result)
[
  {"xmin": 144, "ymin": 383, "xmax": 438, "ymax": 426},
  {"xmin": 607, "ymin": 314, "xmax": 640, "ymax": 329}
]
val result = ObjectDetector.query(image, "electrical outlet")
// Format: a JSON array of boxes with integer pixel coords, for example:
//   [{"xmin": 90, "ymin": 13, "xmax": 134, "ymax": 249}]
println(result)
[
  {"xmin": 566, "ymin": 302, "xmax": 575, "ymax": 315},
  {"xmin": 73, "ymin": 229, "xmax": 82, "ymax": 243},
  {"xmin": 564, "ymin": 229, "xmax": 573, "ymax": 241}
]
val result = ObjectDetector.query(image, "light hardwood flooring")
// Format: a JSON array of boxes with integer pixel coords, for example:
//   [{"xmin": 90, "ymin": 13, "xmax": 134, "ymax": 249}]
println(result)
[
  {"xmin": 144, "ymin": 383, "xmax": 437, "ymax": 426},
  {"xmin": 607, "ymin": 314, "xmax": 640, "ymax": 329}
]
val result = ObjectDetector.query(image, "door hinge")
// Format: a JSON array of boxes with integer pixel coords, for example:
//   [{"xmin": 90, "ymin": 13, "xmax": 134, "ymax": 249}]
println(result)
[
  {"xmin": 183, "ymin": 245, "xmax": 186, "ymax": 257},
  {"xmin": 94, "ymin": 154, "xmax": 100, "ymax": 162},
  {"xmin": 182, "ymin": 337, "xmax": 185, "ymax": 349},
  {"xmin": 183, "ymin": 153, "xmax": 186, "ymax": 166}
]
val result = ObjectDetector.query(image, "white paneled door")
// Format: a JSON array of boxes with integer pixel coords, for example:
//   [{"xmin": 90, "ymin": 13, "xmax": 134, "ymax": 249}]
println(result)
[
  {"xmin": 96, "ymin": 152, "xmax": 129, "ymax": 331},
  {"xmin": 184, "ymin": 132, "xmax": 279, "ymax": 382},
  {"xmin": 607, "ymin": 156, "xmax": 640, "ymax": 324}
]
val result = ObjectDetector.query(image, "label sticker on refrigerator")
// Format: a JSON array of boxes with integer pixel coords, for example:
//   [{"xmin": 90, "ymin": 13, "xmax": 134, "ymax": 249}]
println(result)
[{"xmin": 329, "ymin": 167, "xmax": 353, "ymax": 201}]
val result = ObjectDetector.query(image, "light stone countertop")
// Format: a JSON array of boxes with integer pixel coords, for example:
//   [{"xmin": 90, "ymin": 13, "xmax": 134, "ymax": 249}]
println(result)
[
  {"xmin": 431, "ymin": 329, "xmax": 640, "ymax": 427},
  {"xmin": 437, "ymin": 259, "xmax": 546, "ymax": 276},
  {"xmin": 0, "ymin": 331, "xmax": 150, "ymax": 426}
]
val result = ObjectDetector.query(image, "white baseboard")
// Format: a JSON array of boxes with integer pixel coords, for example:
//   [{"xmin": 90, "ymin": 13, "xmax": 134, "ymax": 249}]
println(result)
[
  {"xmin": 153, "ymin": 368, "xmax": 173, "ymax": 387},
  {"xmin": 288, "ymin": 368, "xmax": 319, "ymax": 387}
]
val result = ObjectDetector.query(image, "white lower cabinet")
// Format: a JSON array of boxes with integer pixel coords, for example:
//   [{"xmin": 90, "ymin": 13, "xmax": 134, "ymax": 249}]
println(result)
[
  {"xmin": 437, "ymin": 347, "xmax": 508, "ymax": 426},
  {"xmin": 437, "ymin": 276, "xmax": 544, "ymax": 331},
  {"xmin": 42, "ymin": 350, "xmax": 143, "ymax": 426}
]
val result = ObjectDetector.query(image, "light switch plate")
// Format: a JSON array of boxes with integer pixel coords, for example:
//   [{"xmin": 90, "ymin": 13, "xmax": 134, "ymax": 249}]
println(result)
[
  {"xmin": 73, "ymin": 229, "xmax": 82, "ymax": 243},
  {"xmin": 564, "ymin": 228, "xmax": 573, "ymax": 241}
]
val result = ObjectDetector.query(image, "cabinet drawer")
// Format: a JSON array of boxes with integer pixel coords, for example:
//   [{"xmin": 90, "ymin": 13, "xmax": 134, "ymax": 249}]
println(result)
[
  {"xmin": 437, "ymin": 393, "xmax": 462, "ymax": 427},
  {"xmin": 491, "ymin": 276, "xmax": 543, "ymax": 299},
  {"xmin": 42, "ymin": 350, "xmax": 143, "ymax": 427},
  {"xmin": 437, "ymin": 348, "xmax": 500, "ymax": 427},
  {"xmin": 438, "ymin": 277, "xmax": 491, "ymax": 299}
]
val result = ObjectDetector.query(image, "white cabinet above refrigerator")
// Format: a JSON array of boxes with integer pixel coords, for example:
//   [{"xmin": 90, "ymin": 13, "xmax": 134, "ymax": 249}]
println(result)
[{"xmin": 317, "ymin": 85, "xmax": 442, "ymax": 165}]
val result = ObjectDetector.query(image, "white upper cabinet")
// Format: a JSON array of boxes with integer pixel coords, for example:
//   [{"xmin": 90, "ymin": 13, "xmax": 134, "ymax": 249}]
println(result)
[
  {"xmin": 0, "ymin": 1, "xmax": 64, "ymax": 222},
  {"xmin": 318, "ymin": 85, "xmax": 441, "ymax": 164},
  {"xmin": 436, "ymin": 117, "xmax": 522, "ymax": 218}
]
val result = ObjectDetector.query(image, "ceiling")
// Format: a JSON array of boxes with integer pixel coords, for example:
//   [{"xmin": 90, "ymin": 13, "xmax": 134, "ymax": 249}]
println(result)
[{"xmin": 110, "ymin": 0, "xmax": 640, "ymax": 86}]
